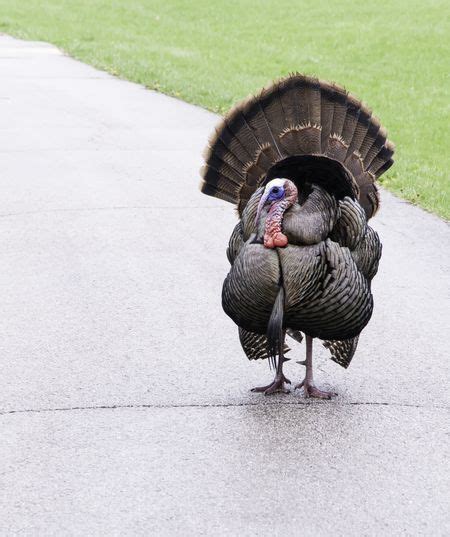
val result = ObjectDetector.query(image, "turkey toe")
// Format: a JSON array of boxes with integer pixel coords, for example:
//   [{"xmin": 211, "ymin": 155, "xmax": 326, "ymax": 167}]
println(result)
[
  {"xmin": 251, "ymin": 375, "xmax": 291, "ymax": 395},
  {"xmin": 295, "ymin": 381, "xmax": 336, "ymax": 399}
]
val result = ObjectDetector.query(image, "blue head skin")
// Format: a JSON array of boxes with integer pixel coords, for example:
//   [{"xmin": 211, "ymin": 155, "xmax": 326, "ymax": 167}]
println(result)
[
  {"xmin": 255, "ymin": 178, "xmax": 289, "ymax": 226},
  {"xmin": 254, "ymin": 178, "xmax": 298, "ymax": 248},
  {"xmin": 266, "ymin": 183, "xmax": 285, "ymax": 202}
]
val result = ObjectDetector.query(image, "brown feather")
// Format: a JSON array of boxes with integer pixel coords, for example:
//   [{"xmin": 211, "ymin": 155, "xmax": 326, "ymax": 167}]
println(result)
[{"xmin": 200, "ymin": 73, "xmax": 394, "ymax": 218}]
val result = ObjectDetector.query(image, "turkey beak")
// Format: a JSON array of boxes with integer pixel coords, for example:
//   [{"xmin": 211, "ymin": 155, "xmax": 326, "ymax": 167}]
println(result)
[{"xmin": 255, "ymin": 191, "xmax": 270, "ymax": 226}]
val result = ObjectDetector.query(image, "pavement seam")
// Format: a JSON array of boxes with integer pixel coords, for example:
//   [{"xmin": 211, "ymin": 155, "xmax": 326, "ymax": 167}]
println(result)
[{"xmin": 0, "ymin": 400, "xmax": 448, "ymax": 416}]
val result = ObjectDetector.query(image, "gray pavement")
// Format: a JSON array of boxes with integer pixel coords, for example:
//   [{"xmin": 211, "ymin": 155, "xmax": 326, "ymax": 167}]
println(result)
[{"xmin": 0, "ymin": 35, "xmax": 449, "ymax": 536}]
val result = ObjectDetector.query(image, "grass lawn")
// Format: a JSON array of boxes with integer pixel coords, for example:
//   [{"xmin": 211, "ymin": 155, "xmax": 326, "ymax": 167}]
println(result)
[{"xmin": 0, "ymin": 0, "xmax": 448, "ymax": 219}]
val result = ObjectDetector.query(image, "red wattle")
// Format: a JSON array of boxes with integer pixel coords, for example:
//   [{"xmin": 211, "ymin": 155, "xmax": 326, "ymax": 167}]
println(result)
[
  {"xmin": 273, "ymin": 233, "xmax": 288, "ymax": 247},
  {"xmin": 264, "ymin": 235, "xmax": 275, "ymax": 249},
  {"xmin": 264, "ymin": 232, "xmax": 288, "ymax": 248}
]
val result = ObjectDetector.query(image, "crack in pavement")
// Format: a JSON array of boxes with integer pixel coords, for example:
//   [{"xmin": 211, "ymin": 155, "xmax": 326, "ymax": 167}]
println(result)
[{"xmin": 0, "ymin": 400, "xmax": 448, "ymax": 416}]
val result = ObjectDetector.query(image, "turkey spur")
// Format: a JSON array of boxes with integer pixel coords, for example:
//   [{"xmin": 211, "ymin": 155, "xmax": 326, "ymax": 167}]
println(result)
[{"xmin": 200, "ymin": 74, "xmax": 394, "ymax": 398}]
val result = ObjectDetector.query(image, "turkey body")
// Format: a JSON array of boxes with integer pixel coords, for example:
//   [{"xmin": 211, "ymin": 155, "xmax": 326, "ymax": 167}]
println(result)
[
  {"xmin": 199, "ymin": 73, "xmax": 393, "ymax": 393},
  {"xmin": 223, "ymin": 184, "xmax": 381, "ymax": 361}
]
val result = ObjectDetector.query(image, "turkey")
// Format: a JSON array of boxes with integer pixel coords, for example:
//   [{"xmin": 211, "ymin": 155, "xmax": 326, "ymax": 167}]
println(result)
[{"xmin": 200, "ymin": 74, "xmax": 394, "ymax": 398}]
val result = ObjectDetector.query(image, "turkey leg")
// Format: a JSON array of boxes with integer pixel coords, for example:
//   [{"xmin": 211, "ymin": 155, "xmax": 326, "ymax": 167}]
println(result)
[
  {"xmin": 296, "ymin": 336, "xmax": 336, "ymax": 399},
  {"xmin": 251, "ymin": 335, "xmax": 291, "ymax": 395}
]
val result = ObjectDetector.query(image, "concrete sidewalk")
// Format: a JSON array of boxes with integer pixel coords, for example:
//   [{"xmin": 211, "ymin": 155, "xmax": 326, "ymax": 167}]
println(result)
[{"xmin": 0, "ymin": 35, "xmax": 449, "ymax": 536}]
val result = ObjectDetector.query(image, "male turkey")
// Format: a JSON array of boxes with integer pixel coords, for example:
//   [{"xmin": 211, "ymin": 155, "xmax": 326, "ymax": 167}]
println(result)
[{"xmin": 200, "ymin": 74, "xmax": 394, "ymax": 398}]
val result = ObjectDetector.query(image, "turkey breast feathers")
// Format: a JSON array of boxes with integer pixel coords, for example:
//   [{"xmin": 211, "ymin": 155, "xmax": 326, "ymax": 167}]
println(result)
[{"xmin": 223, "ymin": 185, "xmax": 380, "ymax": 341}]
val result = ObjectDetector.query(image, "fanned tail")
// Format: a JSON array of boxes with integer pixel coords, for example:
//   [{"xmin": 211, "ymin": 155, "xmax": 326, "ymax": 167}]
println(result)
[{"xmin": 200, "ymin": 74, "xmax": 394, "ymax": 219}]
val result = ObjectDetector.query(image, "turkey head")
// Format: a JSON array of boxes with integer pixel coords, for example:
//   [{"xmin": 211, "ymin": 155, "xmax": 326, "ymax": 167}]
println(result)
[{"xmin": 255, "ymin": 178, "xmax": 298, "ymax": 249}]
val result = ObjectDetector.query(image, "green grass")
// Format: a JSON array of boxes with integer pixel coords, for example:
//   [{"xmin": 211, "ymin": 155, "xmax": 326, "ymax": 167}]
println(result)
[{"xmin": 0, "ymin": 0, "xmax": 448, "ymax": 218}]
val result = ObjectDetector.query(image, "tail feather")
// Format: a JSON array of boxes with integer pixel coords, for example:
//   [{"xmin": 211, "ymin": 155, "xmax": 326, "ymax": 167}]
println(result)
[
  {"xmin": 364, "ymin": 130, "xmax": 388, "ymax": 167},
  {"xmin": 346, "ymin": 107, "xmax": 372, "ymax": 157},
  {"xmin": 258, "ymin": 82, "xmax": 288, "ymax": 139},
  {"xmin": 212, "ymin": 121, "xmax": 254, "ymax": 167},
  {"xmin": 341, "ymin": 95, "xmax": 361, "ymax": 154},
  {"xmin": 227, "ymin": 112, "xmax": 262, "ymax": 156},
  {"xmin": 203, "ymin": 137, "xmax": 247, "ymax": 176},
  {"xmin": 367, "ymin": 143, "xmax": 395, "ymax": 176},
  {"xmin": 249, "ymin": 101, "xmax": 284, "ymax": 157},
  {"xmin": 204, "ymin": 152, "xmax": 244, "ymax": 187},
  {"xmin": 359, "ymin": 119, "xmax": 382, "ymax": 162},
  {"xmin": 305, "ymin": 79, "xmax": 322, "ymax": 127},
  {"xmin": 329, "ymin": 86, "xmax": 349, "ymax": 140},
  {"xmin": 200, "ymin": 73, "xmax": 395, "ymax": 219},
  {"xmin": 319, "ymin": 81, "xmax": 336, "ymax": 150},
  {"xmin": 279, "ymin": 76, "xmax": 303, "ymax": 126},
  {"xmin": 373, "ymin": 150, "xmax": 395, "ymax": 177},
  {"xmin": 200, "ymin": 166, "xmax": 241, "ymax": 200},
  {"xmin": 295, "ymin": 76, "xmax": 321, "ymax": 127},
  {"xmin": 201, "ymin": 182, "xmax": 237, "ymax": 204}
]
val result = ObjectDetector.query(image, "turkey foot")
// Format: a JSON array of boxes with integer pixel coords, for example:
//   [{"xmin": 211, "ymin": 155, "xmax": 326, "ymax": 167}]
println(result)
[
  {"xmin": 296, "ymin": 335, "xmax": 337, "ymax": 400},
  {"xmin": 295, "ymin": 379, "xmax": 336, "ymax": 399},
  {"xmin": 251, "ymin": 373, "xmax": 291, "ymax": 395}
]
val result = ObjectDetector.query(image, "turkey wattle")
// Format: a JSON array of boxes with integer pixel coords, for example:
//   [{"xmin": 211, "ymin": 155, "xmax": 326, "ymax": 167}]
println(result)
[{"xmin": 200, "ymin": 74, "xmax": 394, "ymax": 398}]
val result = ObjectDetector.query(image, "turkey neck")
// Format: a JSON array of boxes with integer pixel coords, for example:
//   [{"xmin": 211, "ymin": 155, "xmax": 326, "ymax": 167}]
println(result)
[
  {"xmin": 262, "ymin": 194, "xmax": 297, "ymax": 249},
  {"xmin": 265, "ymin": 200, "xmax": 290, "ymax": 245}
]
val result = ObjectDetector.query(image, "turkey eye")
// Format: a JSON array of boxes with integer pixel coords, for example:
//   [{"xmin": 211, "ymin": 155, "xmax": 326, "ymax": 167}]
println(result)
[{"xmin": 272, "ymin": 187, "xmax": 279, "ymax": 194}]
